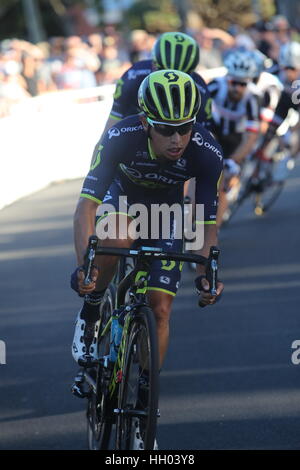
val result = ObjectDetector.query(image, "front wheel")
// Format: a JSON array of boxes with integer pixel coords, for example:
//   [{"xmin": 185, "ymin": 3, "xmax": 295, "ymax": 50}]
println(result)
[
  {"xmin": 87, "ymin": 284, "xmax": 116, "ymax": 450},
  {"xmin": 253, "ymin": 181, "xmax": 284, "ymax": 215},
  {"xmin": 115, "ymin": 306, "xmax": 159, "ymax": 450},
  {"xmin": 223, "ymin": 178, "xmax": 253, "ymax": 225}
]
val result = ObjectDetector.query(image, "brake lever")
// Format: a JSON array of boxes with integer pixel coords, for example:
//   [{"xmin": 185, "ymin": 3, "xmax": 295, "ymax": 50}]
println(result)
[
  {"xmin": 206, "ymin": 246, "xmax": 219, "ymax": 296},
  {"xmin": 198, "ymin": 246, "xmax": 220, "ymax": 307},
  {"xmin": 83, "ymin": 235, "xmax": 98, "ymax": 285}
]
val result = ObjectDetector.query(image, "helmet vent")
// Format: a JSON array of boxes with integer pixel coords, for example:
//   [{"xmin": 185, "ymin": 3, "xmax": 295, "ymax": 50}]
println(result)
[
  {"xmin": 155, "ymin": 82, "xmax": 170, "ymax": 119},
  {"xmin": 145, "ymin": 86, "xmax": 158, "ymax": 117},
  {"xmin": 174, "ymin": 44, "xmax": 183, "ymax": 69},
  {"xmin": 170, "ymin": 85, "xmax": 180, "ymax": 119},
  {"xmin": 181, "ymin": 44, "xmax": 193, "ymax": 72},
  {"xmin": 184, "ymin": 82, "xmax": 192, "ymax": 117},
  {"xmin": 164, "ymin": 40, "xmax": 171, "ymax": 68}
]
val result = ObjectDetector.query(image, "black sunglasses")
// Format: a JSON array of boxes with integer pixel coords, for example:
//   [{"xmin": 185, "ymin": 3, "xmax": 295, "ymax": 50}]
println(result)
[
  {"xmin": 229, "ymin": 79, "xmax": 248, "ymax": 87},
  {"xmin": 147, "ymin": 117, "xmax": 196, "ymax": 136},
  {"xmin": 284, "ymin": 66, "xmax": 296, "ymax": 71}
]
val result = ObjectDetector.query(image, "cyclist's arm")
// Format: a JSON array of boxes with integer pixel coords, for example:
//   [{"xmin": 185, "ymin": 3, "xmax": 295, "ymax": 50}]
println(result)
[
  {"xmin": 259, "ymin": 86, "xmax": 280, "ymax": 134},
  {"xmin": 74, "ymin": 197, "xmax": 99, "ymax": 266},
  {"xmin": 260, "ymin": 90, "xmax": 294, "ymax": 149},
  {"xmin": 202, "ymin": 27, "xmax": 235, "ymax": 48},
  {"xmin": 192, "ymin": 129, "xmax": 223, "ymax": 274},
  {"xmin": 196, "ymin": 224, "xmax": 218, "ymax": 277},
  {"xmin": 75, "ymin": 128, "xmax": 127, "ymax": 263},
  {"xmin": 231, "ymin": 93, "xmax": 260, "ymax": 162},
  {"xmin": 195, "ymin": 222, "xmax": 224, "ymax": 303}
]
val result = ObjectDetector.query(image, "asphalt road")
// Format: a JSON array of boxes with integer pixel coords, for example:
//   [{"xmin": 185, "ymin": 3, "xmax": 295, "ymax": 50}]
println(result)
[{"xmin": 0, "ymin": 163, "xmax": 300, "ymax": 450}]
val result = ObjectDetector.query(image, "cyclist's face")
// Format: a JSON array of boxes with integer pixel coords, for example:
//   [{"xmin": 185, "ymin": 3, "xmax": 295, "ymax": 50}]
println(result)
[
  {"xmin": 283, "ymin": 66, "xmax": 300, "ymax": 83},
  {"xmin": 227, "ymin": 78, "xmax": 249, "ymax": 101},
  {"xmin": 140, "ymin": 116, "xmax": 193, "ymax": 161}
]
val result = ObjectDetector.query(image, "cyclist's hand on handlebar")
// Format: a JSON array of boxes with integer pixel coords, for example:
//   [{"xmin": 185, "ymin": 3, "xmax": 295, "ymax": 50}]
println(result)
[
  {"xmin": 195, "ymin": 276, "xmax": 224, "ymax": 307},
  {"xmin": 70, "ymin": 265, "xmax": 99, "ymax": 296}
]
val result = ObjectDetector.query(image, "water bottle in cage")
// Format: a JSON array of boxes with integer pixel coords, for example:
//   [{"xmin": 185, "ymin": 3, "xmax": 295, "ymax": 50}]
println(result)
[
  {"xmin": 109, "ymin": 310, "xmax": 123, "ymax": 362},
  {"xmin": 109, "ymin": 307, "xmax": 127, "ymax": 362}
]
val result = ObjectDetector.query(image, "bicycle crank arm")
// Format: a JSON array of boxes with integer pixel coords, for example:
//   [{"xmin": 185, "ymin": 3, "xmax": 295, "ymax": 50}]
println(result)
[{"xmin": 83, "ymin": 371, "xmax": 97, "ymax": 394}]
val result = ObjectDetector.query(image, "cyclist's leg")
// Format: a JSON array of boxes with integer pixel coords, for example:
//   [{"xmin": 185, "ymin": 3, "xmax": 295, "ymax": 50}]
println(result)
[
  {"xmin": 72, "ymin": 182, "xmax": 135, "ymax": 365},
  {"xmin": 145, "ymin": 232, "xmax": 183, "ymax": 368},
  {"xmin": 95, "ymin": 213, "xmax": 134, "ymax": 290},
  {"xmin": 147, "ymin": 290, "xmax": 174, "ymax": 368}
]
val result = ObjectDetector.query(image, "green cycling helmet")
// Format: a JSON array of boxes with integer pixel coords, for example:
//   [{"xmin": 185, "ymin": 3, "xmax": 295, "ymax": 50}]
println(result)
[
  {"xmin": 138, "ymin": 69, "xmax": 201, "ymax": 121},
  {"xmin": 152, "ymin": 32, "xmax": 200, "ymax": 74}
]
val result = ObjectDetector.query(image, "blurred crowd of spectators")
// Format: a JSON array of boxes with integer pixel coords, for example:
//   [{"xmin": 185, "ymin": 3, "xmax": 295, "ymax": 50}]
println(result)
[
  {"xmin": 0, "ymin": 15, "xmax": 299, "ymax": 118},
  {"xmin": 195, "ymin": 15, "xmax": 300, "ymax": 70},
  {"xmin": 0, "ymin": 27, "xmax": 156, "ymax": 117}
]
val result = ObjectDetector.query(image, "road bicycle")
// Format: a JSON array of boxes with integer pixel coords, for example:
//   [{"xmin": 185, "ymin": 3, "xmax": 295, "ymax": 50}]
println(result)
[
  {"xmin": 71, "ymin": 235, "xmax": 219, "ymax": 450},
  {"xmin": 223, "ymin": 144, "xmax": 294, "ymax": 225}
]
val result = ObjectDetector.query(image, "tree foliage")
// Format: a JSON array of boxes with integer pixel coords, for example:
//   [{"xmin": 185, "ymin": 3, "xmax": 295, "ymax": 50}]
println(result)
[
  {"xmin": 0, "ymin": 0, "xmax": 96, "ymax": 41},
  {"xmin": 0, "ymin": 0, "xmax": 277, "ymax": 41},
  {"xmin": 124, "ymin": 0, "xmax": 276, "ymax": 33},
  {"xmin": 188, "ymin": 0, "xmax": 276, "ymax": 30},
  {"xmin": 124, "ymin": 0, "xmax": 181, "ymax": 33}
]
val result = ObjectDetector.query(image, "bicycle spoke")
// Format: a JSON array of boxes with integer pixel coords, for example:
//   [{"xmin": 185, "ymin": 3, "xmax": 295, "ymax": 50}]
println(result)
[
  {"xmin": 87, "ymin": 285, "xmax": 116, "ymax": 450},
  {"xmin": 116, "ymin": 307, "xmax": 159, "ymax": 450},
  {"xmin": 254, "ymin": 181, "xmax": 284, "ymax": 214}
]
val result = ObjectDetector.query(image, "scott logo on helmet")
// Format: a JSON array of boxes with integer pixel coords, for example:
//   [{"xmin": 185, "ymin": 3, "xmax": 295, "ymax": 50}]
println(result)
[
  {"xmin": 164, "ymin": 72, "xmax": 179, "ymax": 83},
  {"xmin": 175, "ymin": 34, "xmax": 185, "ymax": 43}
]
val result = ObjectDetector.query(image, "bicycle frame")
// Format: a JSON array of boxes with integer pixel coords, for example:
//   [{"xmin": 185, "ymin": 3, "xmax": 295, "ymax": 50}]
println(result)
[{"xmin": 93, "ymin": 255, "xmax": 162, "ymax": 401}]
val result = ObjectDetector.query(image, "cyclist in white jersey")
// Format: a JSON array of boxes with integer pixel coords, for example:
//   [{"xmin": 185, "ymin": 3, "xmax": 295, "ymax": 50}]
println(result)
[
  {"xmin": 207, "ymin": 49, "xmax": 261, "ymax": 228},
  {"xmin": 248, "ymin": 49, "xmax": 283, "ymax": 133},
  {"xmin": 254, "ymin": 42, "xmax": 300, "ymax": 178}
]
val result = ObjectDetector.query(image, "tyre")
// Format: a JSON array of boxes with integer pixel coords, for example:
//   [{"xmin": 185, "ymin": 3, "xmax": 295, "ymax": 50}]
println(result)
[
  {"xmin": 253, "ymin": 181, "xmax": 284, "ymax": 215},
  {"xmin": 115, "ymin": 306, "xmax": 159, "ymax": 450},
  {"xmin": 87, "ymin": 284, "xmax": 116, "ymax": 450},
  {"xmin": 223, "ymin": 178, "xmax": 253, "ymax": 225}
]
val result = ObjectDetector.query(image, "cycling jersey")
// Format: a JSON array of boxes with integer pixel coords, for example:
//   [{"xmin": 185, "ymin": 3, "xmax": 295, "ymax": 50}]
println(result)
[
  {"xmin": 271, "ymin": 84, "xmax": 300, "ymax": 127},
  {"xmin": 208, "ymin": 76, "xmax": 260, "ymax": 158},
  {"xmin": 81, "ymin": 114, "xmax": 223, "ymax": 224},
  {"xmin": 81, "ymin": 114, "xmax": 223, "ymax": 296},
  {"xmin": 109, "ymin": 59, "xmax": 213, "ymax": 130},
  {"xmin": 262, "ymin": 76, "xmax": 300, "ymax": 145},
  {"xmin": 96, "ymin": 179, "xmax": 184, "ymax": 296},
  {"xmin": 250, "ymin": 71, "xmax": 283, "ymax": 123}
]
